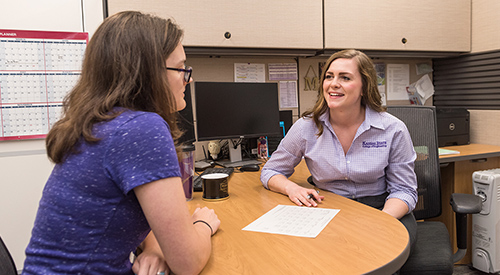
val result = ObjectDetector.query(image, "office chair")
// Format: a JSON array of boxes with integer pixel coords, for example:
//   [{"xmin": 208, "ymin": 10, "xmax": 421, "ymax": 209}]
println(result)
[
  {"xmin": 387, "ymin": 106, "xmax": 482, "ymax": 275},
  {"xmin": 0, "ymin": 235, "xmax": 18, "ymax": 275}
]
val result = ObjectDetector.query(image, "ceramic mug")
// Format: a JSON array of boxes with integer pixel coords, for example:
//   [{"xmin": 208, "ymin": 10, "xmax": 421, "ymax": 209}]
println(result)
[{"xmin": 202, "ymin": 173, "xmax": 229, "ymax": 201}]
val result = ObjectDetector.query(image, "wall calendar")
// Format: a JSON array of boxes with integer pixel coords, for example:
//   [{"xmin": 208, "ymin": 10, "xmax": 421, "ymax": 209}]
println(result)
[{"xmin": 0, "ymin": 29, "xmax": 87, "ymax": 141}]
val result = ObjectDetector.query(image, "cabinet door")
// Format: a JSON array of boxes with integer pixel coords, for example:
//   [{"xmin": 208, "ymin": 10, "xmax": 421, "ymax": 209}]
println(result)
[
  {"xmin": 472, "ymin": 0, "xmax": 500, "ymax": 53},
  {"xmin": 324, "ymin": 0, "xmax": 471, "ymax": 52},
  {"xmin": 108, "ymin": 0, "xmax": 323, "ymax": 49},
  {"xmin": 0, "ymin": 0, "xmax": 83, "ymax": 32}
]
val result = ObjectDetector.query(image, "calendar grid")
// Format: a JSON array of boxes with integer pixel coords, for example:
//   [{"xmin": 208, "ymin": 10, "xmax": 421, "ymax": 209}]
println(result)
[{"xmin": 0, "ymin": 29, "xmax": 87, "ymax": 140}]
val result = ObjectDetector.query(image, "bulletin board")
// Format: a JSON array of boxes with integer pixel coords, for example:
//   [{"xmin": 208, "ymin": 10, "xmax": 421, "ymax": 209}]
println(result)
[{"xmin": 0, "ymin": 29, "xmax": 87, "ymax": 141}]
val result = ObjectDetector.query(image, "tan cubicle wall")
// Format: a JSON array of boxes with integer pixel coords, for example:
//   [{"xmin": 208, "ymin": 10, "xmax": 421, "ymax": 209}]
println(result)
[{"xmin": 469, "ymin": 110, "xmax": 500, "ymax": 146}]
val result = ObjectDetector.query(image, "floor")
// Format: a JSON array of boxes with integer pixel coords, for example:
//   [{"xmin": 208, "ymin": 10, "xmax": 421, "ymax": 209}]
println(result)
[{"xmin": 453, "ymin": 265, "xmax": 491, "ymax": 274}]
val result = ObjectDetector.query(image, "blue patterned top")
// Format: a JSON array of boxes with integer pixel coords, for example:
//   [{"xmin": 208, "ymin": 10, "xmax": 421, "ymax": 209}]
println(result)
[{"xmin": 23, "ymin": 109, "xmax": 181, "ymax": 274}]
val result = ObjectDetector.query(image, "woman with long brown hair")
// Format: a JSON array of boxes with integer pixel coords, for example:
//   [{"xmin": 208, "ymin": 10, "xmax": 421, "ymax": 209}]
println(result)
[
  {"xmin": 23, "ymin": 11, "xmax": 219, "ymax": 275},
  {"xmin": 261, "ymin": 49, "xmax": 417, "ymax": 252}
]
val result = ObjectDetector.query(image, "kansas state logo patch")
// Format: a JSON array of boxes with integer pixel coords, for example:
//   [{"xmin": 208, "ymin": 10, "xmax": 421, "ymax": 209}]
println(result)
[{"xmin": 362, "ymin": 141, "xmax": 387, "ymax": 148}]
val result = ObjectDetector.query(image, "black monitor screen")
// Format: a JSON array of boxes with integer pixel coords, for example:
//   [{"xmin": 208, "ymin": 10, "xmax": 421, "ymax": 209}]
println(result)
[
  {"xmin": 279, "ymin": 110, "xmax": 293, "ymax": 137},
  {"xmin": 177, "ymin": 83, "xmax": 195, "ymax": 144},
  {"xmin": 194, "ymin": 82, "xmax": 281, "ymax": 141}
]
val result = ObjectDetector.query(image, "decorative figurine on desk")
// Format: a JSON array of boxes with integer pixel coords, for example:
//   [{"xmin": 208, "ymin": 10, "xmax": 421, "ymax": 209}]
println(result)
[
  {"xmin": 208, "ymin": 140, "xmax": 221, "ymax": 160},
  {"xmin": 257, "ymin": 136, "xmax": 268, "ymax": 159}
]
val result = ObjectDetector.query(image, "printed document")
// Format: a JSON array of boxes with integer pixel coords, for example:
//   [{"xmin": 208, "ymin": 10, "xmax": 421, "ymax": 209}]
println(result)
[
  {"xmin": 387, "ymin": 64, "xmax": 410, "ymax": 100},
  {"xmin": 242, "ymin": 205, "xmax": 340, "ymax": 238}
]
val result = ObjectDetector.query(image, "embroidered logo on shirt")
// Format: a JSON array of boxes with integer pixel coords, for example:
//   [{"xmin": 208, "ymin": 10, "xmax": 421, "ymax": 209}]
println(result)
[{"xmin": 362, "ymin": 141, "xmax": 387, "ymax": 148}]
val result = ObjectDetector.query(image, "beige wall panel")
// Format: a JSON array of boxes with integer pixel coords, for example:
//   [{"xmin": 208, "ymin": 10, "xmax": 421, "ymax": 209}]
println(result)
[
  {"xmin": 469, "ymin": 110, "xmax": 500, "ymax": 146},
  {"xmin": 471, "ymin": 0, "xmax": 500, "ymax": 53},
  {"xmin": 297, "ymin": 57, "xmax": 324, "ymax": 115},
  {"xmin": 0, "ymin": 139, "xmax": 54, "ymax": 270},
  {"xmin": 107, "ymin": 0, "xmax": 323, "ymax": 49},
  {"xmin": 0, "ymin": 0, "xmax": 83, "ymax": 32},
  {"xmin": 324, "ymin": 0, "xmax": 471, "ymax": 52}
]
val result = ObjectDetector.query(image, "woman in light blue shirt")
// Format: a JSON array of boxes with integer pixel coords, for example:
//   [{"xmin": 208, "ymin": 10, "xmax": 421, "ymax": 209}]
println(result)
[{"xmin": 261, "ymin": 49, "xmax": 417, "ymax": 250}]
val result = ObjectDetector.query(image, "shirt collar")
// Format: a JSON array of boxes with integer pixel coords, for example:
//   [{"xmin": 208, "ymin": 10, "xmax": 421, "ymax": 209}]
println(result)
[{"xmin": 364, "ymin": 106, "xmax": 385, "ymax": 130}]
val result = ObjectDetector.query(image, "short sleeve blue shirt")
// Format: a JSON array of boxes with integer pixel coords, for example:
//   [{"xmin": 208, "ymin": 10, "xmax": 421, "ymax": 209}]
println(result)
[{"xmin": 23, "ymin": 110, "xmax": 181, "ymax": 275}]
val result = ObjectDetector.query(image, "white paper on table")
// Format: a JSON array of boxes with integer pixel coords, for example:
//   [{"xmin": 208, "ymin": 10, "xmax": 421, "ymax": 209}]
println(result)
[{"xmin": 242, "ymin": 205, "xmax": 340, "ymax": 238}]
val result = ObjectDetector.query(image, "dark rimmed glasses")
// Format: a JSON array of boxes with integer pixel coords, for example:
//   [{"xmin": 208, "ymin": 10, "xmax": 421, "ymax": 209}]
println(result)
[{"xmin": 166, "ymin": 66, "xmax": 192, "ymax": 82}]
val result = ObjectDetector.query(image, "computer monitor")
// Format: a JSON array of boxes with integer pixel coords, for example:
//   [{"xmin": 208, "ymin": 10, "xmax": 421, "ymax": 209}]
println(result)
[
  {"xmin": 193, "ymin": 81, "xmax": 281, "ymax": 166},
  {"xmin": 177, "ymin": 83, "xmax": 195, "ymax": 145}
]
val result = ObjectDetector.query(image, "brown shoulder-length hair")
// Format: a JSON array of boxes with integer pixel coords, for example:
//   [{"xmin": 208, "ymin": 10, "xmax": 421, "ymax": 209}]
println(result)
[
  {"xmin": 46, "ymin": 11, "xmax": 184, "ymax": 163},
  {"xmin": 302, "ymin": 49, "xmax": 386, "ymax": 136}
]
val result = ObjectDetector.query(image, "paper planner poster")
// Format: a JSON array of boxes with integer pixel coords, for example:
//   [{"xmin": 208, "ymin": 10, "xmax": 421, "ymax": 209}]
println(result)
[{"xmin": 0, "ymin": 29, "xmax": 88, "ymax": 141}]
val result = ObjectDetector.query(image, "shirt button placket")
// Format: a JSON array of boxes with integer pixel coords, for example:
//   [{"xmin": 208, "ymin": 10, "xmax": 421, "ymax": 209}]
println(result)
[{"xmin": 346, "ymin": 157, "xmax": 355, "ymax": 198}]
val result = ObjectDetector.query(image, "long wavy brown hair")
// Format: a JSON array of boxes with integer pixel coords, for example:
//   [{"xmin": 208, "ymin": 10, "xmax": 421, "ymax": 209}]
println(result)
[
  {"xmin": 302, "ymin": 49, "xmax": 386, "ymax": 136},
  {"xmin": 46, "ymin": 11, "xmax": 184, "ymax": 163}
]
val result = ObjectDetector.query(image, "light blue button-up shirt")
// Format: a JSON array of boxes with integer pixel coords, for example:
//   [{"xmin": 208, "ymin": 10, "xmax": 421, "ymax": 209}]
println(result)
[{"xmin": 261, "ymin": 106, "xmax": 418, "ymax": 212}]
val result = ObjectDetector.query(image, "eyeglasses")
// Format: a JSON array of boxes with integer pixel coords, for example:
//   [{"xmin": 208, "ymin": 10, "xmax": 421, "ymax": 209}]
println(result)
[{"xmin": 165, "ymin": 66, "xmax": 192, "ymax": 82}]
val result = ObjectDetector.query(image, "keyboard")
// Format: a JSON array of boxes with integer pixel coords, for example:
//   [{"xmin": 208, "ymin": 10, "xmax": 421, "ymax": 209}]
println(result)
[{"xmin": 193, "ymin": 167, "xmax": 234, "ymax": 192}]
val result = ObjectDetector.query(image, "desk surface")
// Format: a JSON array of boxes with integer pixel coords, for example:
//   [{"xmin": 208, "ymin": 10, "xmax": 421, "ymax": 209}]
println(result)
[
  {"xmin": 188, "ymin": 161, "xmax": 410, "ymax": 275},
  {"xmin": 439, "ymin": 143, "xmax": 500, "ymax": 163}
]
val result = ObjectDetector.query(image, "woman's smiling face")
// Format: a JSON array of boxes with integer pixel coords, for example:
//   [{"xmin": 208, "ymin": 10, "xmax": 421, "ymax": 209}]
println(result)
[{"xmin": 323, "ymin": 58, "xmax": 363, "ymax": 111}]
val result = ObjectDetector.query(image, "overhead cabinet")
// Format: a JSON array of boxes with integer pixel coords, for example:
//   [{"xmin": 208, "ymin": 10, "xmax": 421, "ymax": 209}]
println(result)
[
  {"xmin": 324, "ymin": 0, "xmax": 471, "ymax": 52},
  {"xmin": 107, "ymin": 0, "xmax": 323, "ymax": 50},
  {"xmin": 471, "ymin": 0, "xmax": 500, "ymax": 53}
]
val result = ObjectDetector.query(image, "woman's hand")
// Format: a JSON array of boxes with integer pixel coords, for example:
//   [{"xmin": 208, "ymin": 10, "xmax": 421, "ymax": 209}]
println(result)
[
  {"xmin": 132, "ymin": 231, "xmax": 169, "ymax": 275},
  {"xmin": 382, "ymin": 198, "xmax": 409, "ymax": 219},
  {"xmin": 285, "ymin": 184, "xmax": 324, "ymax": 207},
  {"xmin": 191, "ymin": 206, "xmax": 221, "ymax": 236},
  {"xmin": 268, "ymin": 174, "xmax": 324, "ymax": 207},
  {"xmin": 132, "ymin": 249, "xmax": 169, "ymax": 275}
]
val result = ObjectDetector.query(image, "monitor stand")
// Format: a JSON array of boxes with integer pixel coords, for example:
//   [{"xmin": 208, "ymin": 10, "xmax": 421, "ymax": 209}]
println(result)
[{"xmin": 215, "ymin": 139, "xmax": 261, "ymax": 168}]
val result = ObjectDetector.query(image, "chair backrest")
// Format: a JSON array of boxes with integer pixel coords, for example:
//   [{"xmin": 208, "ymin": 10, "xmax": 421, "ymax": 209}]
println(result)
[
  {"xmin": 0, "ymin": 236, "xmax": 18, "ymax": 275},
  {"xmin": 387, "ymin": 106, "xmax": 442, "ymax": 220}
]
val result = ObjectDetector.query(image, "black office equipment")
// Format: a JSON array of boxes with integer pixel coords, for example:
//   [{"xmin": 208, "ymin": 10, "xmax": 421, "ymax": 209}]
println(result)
[
  {"xmin": 279, "ymin": 110, "xmax": 293, "ymax": 135},
  {"xmin": 267, "ymin": 110, "xmax": 293, "ymax": 155},
  {"xmin": 0, "ymin": 236, "xmax": 17, "ymax": 275},
  {"xmin": 193, "ymin": 167, "xmax": 234, "ymax": 192},
  {"xmin": 436, "ymin": 107, "xmax": 470, "ymax": 147},
  {"xmin": 194, "ymin": 82, "xmax": 280, "ymax": 141},
  {"xmin": 387, "ymin": 106, "xmax": 482, "ymax": 275},
  {"xmin": 177, "ymin": 83, "xmax": 195, "ymax": 145},
  {"xmin": 239, "ymin": 163, "xmax": 260, "ymax": 172},
  {"xmin": 194, "ymin": 82, "xmax": 280, "ymax": 166}
]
